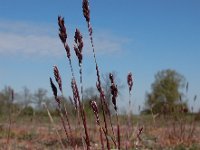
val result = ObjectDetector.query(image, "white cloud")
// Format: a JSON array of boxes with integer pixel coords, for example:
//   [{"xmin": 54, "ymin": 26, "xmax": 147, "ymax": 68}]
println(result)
[
  {"xmin": 0, "ymin": 20, "xmax": 131, "ymax": 57},
  {"xmin": 0, "ymin": 33, "xmax": 62, "ymax": 57}
]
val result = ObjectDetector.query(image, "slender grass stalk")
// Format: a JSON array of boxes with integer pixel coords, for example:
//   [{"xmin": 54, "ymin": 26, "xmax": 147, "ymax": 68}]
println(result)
[
  {"xmin": 109, "ymin": 73, "xmax": 120, "ymax": 150},
  {"xmin": 82, "ymin": 0, "xmax": 96, "ymax": 64},
  {"xmin": 53, "ymin": 65, "xmax": 75, "ymax": 149},
  {"xmin": 58, "ymin": 16, "xmax": 75, "ymax": 79},
  {"xmin": 71, "ymin": 79, "xmax": 91, "ymax": 149},
  {"xmin": 116, "ymin": 112, "xmax": 120, "ymax": 150},
  {"xmin": 96, "ymin": 82, "xmax": 113, "ymax": 149},
  {"xmin": 187, "ymin": 95, "xmax": 197, "ymax": 141},
  {"xmin": 43, "ymin": 103, "xmax": 65, "ymax": 150},
  {"xmin": 58, "ymin": 16, "xmax": 90, "ymax": 149},
  {"xmin": 90, "ymin": 100, "xmax": 105, "ymax": 150},
  {"xmin": 82, "ymin": 1, "xmax": 116, "ymax": 149},
  {"xmin": 6, "ymin": 88, "xmax": 14, "ymax": 149},
  {"xmin": 53, "ymin": 66, "xmax": 63, "ymax": 93},
  {"xmin": 135, "ymin": 126, "xmax": 143, "ymax": 148},
  {"xmin": 127, "ymin": 72, "xmax": 133, "ymax": 126},
  {"xmin": 74, "ymin": 28, "xmax": 84, "ymax": 105},
  {"xmin": 50, "ymin": 78, "xmax": 69, "ymax": 140},
  {"xmin": 98, "ymin": 85, "xmax": 116, "ymax": 147},
  {"xmin": 63, "ymin": 102, "xmax": 74, "ymax": 147},
  {"xmin": 126, "ymin": 72, "xmax": 133, "ymax": 149},
  {"xmin": 71, "ymin": 78, "xmax": 84, "ymax": 146}
]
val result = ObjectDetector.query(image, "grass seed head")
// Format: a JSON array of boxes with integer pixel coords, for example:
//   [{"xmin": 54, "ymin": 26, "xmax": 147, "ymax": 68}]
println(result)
[
  {"xmin": 127, "ymin": 72, "xmax": 133, "ymax": 92},
  {"xmin": 50, "ymin": 77, "xmax": 58, "ymax": 99},
  {"xmin": 82, "ymin": 0, "xmax": 90, "ymax": 22},
  {"xmin": 109, "ymin": 73, "xmax": 118, "ymax": 111},
  {"xmin": 71, "ymin": 79, "xmax": 78, "ymax": 110},
  {"xmin": 64, "ymin": 44, "xmax": 71, "ymax": 58},
  {"xmin": 58, "ymin": 16, "xmax": 71, "ymax": 58},
  {"xmin": 74, "ymin": 28, "xmax": 83, "ymax": 64},
  {"xmin": 90, "ymin": 100, "xmax": 100, "ymax": 125},
  {"xmin": 58, "ymin": 16, "xmax": 67, "ymax": 44},
  {"xmin": 53, "ymin": 65, "xmax": 62, "ymax": 93}
]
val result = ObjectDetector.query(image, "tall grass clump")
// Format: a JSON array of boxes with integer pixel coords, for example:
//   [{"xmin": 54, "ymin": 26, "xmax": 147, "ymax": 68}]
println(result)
[
  {"xmin": 48, "ymin": 0, "xmax": 135, "ymax": 149},
  {"xmin": 83, "ymin": 0, "xmax": 117, "ymax": 149}
]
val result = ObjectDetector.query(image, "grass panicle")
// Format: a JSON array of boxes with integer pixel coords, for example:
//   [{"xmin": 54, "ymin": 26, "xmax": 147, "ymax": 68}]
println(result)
[
  {"xmin": 90, "ymin": 100, "xmax": 105, "ymax": 150},
  {"xmin": 50, "ymin": 78, "xmax": 70, "ymax": 142},
  {"xmin": 47, "ymin": 1, "xmax": 135, "ymax": 149},
  {"xmin": 82, "ymin": 1, "xmax": 116, "ymax": 148},
  {"xmin": 53, "ymin": 65, "xmax": 63, "ymax": 93},
  {"xmin": 74, "ymin": 28, "xmax": 84, "ymax": 104},
  {"xmin": 109, "ymin": 73, "xmax": 120, "ymax": 150},
  {"xmin": 71, "ymin": 79, "xmax": 90, "ymax": 149}
]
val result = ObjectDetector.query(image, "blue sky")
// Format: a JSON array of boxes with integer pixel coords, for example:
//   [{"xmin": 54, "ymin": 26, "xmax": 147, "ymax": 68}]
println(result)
[{"xmin": 0, "ymin": 0, "xmax": 200, "ymax": 113}]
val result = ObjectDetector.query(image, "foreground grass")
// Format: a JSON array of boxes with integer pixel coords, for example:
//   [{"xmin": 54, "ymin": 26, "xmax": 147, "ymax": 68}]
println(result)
[{"xmin": 0, "ymin": 114, "xmax": 200, "ymax": 149}]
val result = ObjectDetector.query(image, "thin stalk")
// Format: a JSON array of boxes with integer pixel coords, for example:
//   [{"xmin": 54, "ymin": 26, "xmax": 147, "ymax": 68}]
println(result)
[
  {"xmin": 72, "ymin": 79, "xmax": 90, "ymax": 149},
  {"xmin": 102, "ymin": 99, "xmax": 111, "ymax": 149},
  {"xmin": 63, "ymin": 102, "xmax": 74, "ymax": 148},
  {"xmin": 58, "ymin": 102, "xmax": 69, "ymax": 140},
  {"xmin": 50, "ymin": 78, "xmax": 69, "ymax": 142},
  {"xmin": 43, "ymin": 103, "xmax": 65, "ymax": 150},
  {"xmin": 99, "ymin": 126, "xmax": 104, "ymax": 150},
  {"xmin": 6, "ymin": 88, "xmax": 14, "ymax": 149},
  {"xmin": 79, "ymin": 63, "xmax": 83, "ymax": 103},
  {"xmin": 126, "ymin": 72, "xmax": 133, "ymax": 148},
  {"xmin": 90, "ymin": 100, "xmax": 105, "ymax": 150},
  {"xmin": 104, "ymin": 97, "xmax": 116, "ymax": 146},
  {"xmin": 53, "ymin": 65, "xmax": 75, "ymax": 149},
  {"xmin": 126, "ymin": 91, "xmax": 132, "ymax": 149},
  {"xmin": 116, "ymin": 111, "xmax": 121, "ymax": 150},
  {"xmin": 109, "ymin": 73, "xmax": 120, "ymax": 149},
  {"xmin": 82, "ymin": 1, "xmax": 114, "ymax": 148},
  {"xmin": 6, "ymin": 103, "xmax": 12, "ymax": 149},
  {"xmin": 74, "ymin": 28, "xmax": 84, "ymax": 104},
  {"xmin": 58, "ymin": 17, "xmax": 89, "ymax": 148}
]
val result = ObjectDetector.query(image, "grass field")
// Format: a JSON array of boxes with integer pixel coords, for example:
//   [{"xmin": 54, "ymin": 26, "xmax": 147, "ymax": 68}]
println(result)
[
  {"xmin": 1, "ymin": 0, "xmax": 199, "ymax": 150},
  {"xmin": 0, "ymin": 113, "xmax": 200, "ymax": 150}
]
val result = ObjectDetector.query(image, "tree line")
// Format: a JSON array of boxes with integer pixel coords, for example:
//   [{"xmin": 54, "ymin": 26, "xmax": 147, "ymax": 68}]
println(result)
[{"xmin": 0, "ymin": 69, "xmax": 197, "ymax": 116}]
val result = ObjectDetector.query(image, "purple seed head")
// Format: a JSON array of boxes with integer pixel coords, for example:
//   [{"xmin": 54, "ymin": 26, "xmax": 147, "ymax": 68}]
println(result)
[
  {"xmin": 109, "ymin": 73, "xmax": 118, "ymax": 111},
  {"xmin": 64, "ymin": 44, "xmax": 71, "ymax": 59},
  {"xmin": 90, "ymin": 100, "xmax": 100, "ymax": 124},
  {"xmin": 50, "ymin": 77, "xmax": 58, "ymax": 100},
  {"xmin": 74, "ymin": 28, "xmax": 83, "ymax": 64},
  {"xmin": 82, "ymin": 0, "xmax": 90, "ymax": 22},
  {"xmin": 58, "ymin": 16, "xmax": 67, "ymax": 44},
  {"xmin": 109, "ymin": 73, "xmax": 114, "ymax": 83},
  {"xmin": 53, "ymin": 66, "xmax": 62, "ymax": 93},
  {"xmin": 74, "ymin": 29, "xmax": 83, "ymax": 51},
  {"xmin": 71, "ymin": 79, "xmax": 78, "ymax": 110},
  {"xmin": 127, "ymin": 72, "xmax": 133, "ymax": 92}
]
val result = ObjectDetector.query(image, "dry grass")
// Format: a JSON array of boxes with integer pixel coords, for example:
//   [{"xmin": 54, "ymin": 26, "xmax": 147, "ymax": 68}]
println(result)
[
  {"xmin": 1, "ymin": 0, "xmax": 199, "ymax": 150},
  {"xmin": 0, "ymin": 115, "xmax": 200, "ymax": 149}
]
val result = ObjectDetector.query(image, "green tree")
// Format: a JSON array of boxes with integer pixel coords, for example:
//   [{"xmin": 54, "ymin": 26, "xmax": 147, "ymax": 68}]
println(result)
[
  {"xmin": 144, "ymin": 69, "xmax": 187, "ymax": 114},
  {"xmin": 0, "ymin": 86, "xmax": 14, "ymax": 114}
]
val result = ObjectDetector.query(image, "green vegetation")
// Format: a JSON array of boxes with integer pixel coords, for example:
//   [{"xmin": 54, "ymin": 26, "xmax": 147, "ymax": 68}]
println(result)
[{"xmin": 144, "ymin": 69, "xmax": 188, "ymax": 114}]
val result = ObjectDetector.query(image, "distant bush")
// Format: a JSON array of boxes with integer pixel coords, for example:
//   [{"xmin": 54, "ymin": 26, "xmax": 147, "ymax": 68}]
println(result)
[
  {"xmin": 194, "ymin": 111, "xmax": 200, "ymax": 121},
  {"xmin": 20, "ymin": 106, "xmax": 34, "ymax": 116}
]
